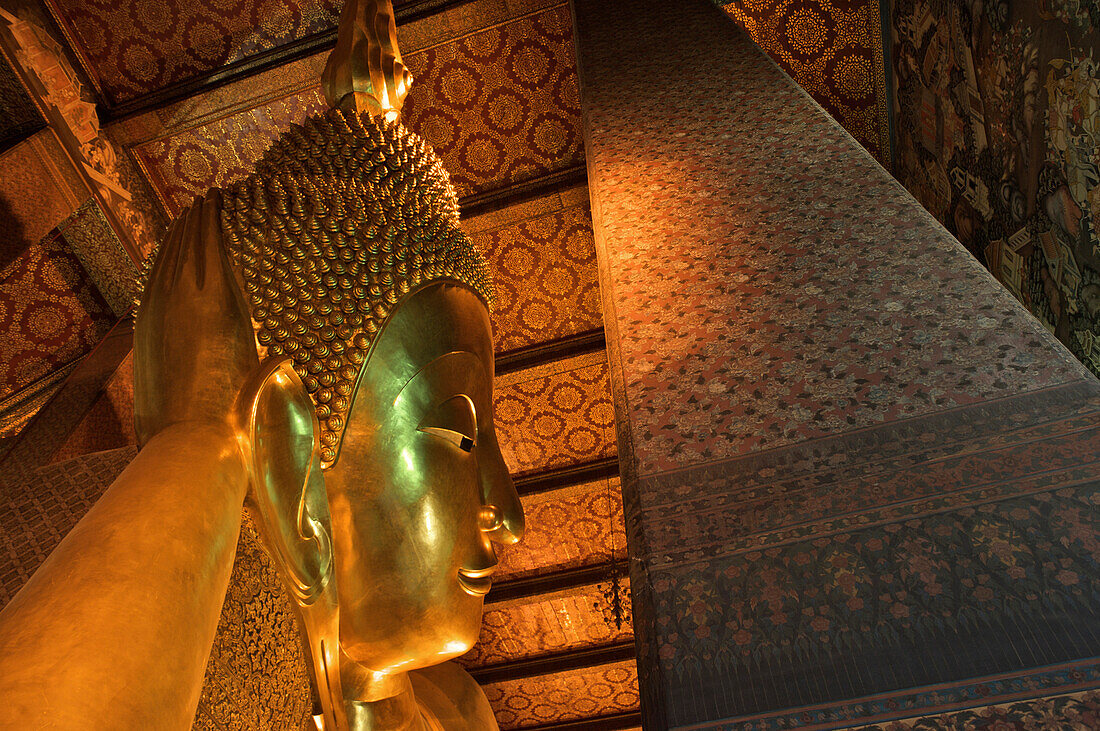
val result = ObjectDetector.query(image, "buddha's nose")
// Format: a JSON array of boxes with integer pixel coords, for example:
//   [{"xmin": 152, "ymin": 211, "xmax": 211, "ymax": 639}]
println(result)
[{"xmin": 478, "ymin": 435, "xmax": 524, "ymax": 545}]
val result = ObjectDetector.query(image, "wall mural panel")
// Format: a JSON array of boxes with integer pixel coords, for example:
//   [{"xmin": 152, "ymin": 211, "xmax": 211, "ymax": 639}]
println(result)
[
  {"xmin": 721, "ymin": 0, "xmax": 891, "ymax": 165},
  {"xmin": 892, "ymin": 0, "xmax": 1100, "ymax": 376}
]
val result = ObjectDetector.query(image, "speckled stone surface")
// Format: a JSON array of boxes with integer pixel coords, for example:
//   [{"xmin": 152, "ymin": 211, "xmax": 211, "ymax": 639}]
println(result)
[{"xmin": 573, "ymin": 0, "xmax": 1100, "ymax": 727}]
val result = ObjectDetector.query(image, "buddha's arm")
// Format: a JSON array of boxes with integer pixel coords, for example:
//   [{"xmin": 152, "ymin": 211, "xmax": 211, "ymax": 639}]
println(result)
[{"xmin": 0, "ymin": 421, "xmax": 247, "ymax": 730}]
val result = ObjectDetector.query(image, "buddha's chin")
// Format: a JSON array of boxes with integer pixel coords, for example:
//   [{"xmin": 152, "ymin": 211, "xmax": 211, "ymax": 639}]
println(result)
[{"xmin": 341, "ymin": 614, "xmax": 482, "ymax": 674}]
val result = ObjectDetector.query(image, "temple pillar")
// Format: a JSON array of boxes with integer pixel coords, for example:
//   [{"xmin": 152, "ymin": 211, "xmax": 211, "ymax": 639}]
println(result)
[{"xmin": 572, "ymin": 0, "xmax": 1100, "ymax": 727}]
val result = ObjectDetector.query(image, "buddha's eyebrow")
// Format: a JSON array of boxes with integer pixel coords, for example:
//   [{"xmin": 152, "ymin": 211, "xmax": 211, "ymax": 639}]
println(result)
[{"xmin": 395, "ymin": 350, "xmax": 482, "ymax": 402}]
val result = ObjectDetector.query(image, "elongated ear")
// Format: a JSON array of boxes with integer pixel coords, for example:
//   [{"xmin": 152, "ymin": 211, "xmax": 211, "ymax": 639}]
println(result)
[{"xmin": 236, "ymin": 358, "xmax": 333, "ymax": 604}]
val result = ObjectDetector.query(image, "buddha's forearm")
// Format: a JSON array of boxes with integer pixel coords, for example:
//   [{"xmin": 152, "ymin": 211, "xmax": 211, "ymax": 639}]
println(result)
[{"xmin": 0, "ymin": 422, "xmax": 249, "ymax": 730}]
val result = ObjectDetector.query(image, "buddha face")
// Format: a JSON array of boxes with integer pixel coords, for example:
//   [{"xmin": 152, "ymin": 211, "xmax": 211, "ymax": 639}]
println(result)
[{"xmin": 321, "ymin": 282, "xmax": 523, "ymax": 674}]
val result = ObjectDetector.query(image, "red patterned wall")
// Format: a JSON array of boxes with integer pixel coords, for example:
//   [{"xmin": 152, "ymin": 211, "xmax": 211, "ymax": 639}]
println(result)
[
  {"xmin": 0, "ymin": 223, "xmax": 115, "ymax": 402},
  {"xmin": 44, "ymin": 0, "xmax": 341, "ymax": 105}
]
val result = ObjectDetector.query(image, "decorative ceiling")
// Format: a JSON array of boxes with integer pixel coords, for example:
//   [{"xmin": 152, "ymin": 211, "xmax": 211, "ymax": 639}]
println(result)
[
  {"xmin": 101, "ymin": 2, "xmax": 582, "ymax": 216},
  {"xmin": 0, "ymin": 201, "xmax": 114, "ymax": 403},
  {"xmin": 43, "ymin": 0, "xmax": 341, "ymax": 105},
  {"xmin": 495, "ymin": 476, "xmax": 626, "ymax": 580},
  {"xmin": 482, "ymin": 660, "xmax": 640, "ymax": 729},
  {"xmin": 721, "ymin": 0, "xmax": 891, "ymax": 166},
  {"xmin": 469, "ymin": 190, "xmax": 602, "ymax": 352},
  {"xmin": 495, "ymin": 351, "xmax": 616, "ymax": 476},
  {"xmin": 0, "ymin": 130, "xmax": 115, "ymax": 417}
]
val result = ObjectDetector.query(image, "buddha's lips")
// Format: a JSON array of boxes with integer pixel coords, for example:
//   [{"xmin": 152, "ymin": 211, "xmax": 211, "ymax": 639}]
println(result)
[{"xmin": 457, "ymin": 567, "xmax": 494, "ymax": 596}]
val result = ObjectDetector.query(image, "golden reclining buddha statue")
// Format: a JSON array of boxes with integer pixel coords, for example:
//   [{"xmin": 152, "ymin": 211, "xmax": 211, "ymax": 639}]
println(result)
[{"xmin": 0, "ymin": 1, "xmax": 523, "ymax": 728}]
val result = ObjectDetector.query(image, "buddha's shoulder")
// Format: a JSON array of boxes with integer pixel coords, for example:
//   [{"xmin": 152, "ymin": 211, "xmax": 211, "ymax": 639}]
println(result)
[{"xmin": 410, "ymin": 661, "xmax": 498, "ymax": 730}]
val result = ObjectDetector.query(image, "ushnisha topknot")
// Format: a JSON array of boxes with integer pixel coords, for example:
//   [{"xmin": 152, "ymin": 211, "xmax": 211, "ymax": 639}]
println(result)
[{"xmin": 220, "ymin": 107, "xmax": 495, "ymax": 467}]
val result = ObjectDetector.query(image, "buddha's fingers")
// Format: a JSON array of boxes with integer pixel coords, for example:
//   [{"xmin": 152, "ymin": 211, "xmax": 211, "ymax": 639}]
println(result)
[
  {"xmin": 145, "ymin": 198, "xmax": 186, "ymax": 303},
  {"xmin": 135, "ymin": 189, "xmax": 258, "ymax": 444},
  {"xmin": 174, "ymin": 195, "xmax": 205, "ymax": 292}
]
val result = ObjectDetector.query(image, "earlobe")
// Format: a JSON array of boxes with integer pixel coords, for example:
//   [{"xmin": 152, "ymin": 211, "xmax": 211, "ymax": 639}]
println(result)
[
  {"xmin": 235, "ymin": 358, "xmax": 349, "ymax": 729},
  {"xmin": 236, "ymin": 358, "xmax": 334, "ymax": 603}
]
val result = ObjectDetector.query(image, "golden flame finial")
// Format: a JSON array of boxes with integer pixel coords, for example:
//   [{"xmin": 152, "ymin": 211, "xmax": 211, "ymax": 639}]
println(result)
[{"xmin": 322, "ymin": 0, "xmax": 412, "ymax": 120}]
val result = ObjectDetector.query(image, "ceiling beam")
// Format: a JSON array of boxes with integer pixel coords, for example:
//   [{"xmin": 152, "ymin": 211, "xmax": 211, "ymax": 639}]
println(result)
[
  {"xmin": 519, "ymin": 711, "xmax": 642, "ymax": 731},
  {"xmin": 98, "ymin": 0, "xmax": 481, "ymax": 121},
  {"xmin": 487, "ymin": 559, "xmax": 628, "ymax": 605},
  {"xmin": 495, "ymin": 328, "xmax": 604, "ymax": 376},
  {"xmin": 467, "ymin": 640, "xmax": 636, "ymax": 684},
  {"xmin": 513, "ymin": 458, "xmax": 620, "ymax": 497},
  {"xmin": 459, "ymin": 164, "xmax": 587, "ymax": 219}
]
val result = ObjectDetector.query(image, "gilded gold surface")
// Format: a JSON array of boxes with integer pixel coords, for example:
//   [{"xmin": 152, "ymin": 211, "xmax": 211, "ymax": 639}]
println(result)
[
  {"xmin": 153, "ymin": 113, "xmax": 516, "ymax": 728},
  {"xmin": 323, "ymin": 0, "xmax": 412, "ymax": 118}
]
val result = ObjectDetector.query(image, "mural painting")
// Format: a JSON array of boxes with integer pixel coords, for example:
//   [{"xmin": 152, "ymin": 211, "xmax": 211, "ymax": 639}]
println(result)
[{"xmin": 892, "ymin": 0, "xmax": 1100, "ymax": 376}]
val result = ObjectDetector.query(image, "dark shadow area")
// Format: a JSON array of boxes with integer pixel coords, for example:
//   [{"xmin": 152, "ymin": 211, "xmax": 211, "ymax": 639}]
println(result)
[{"xmin": 0, "ymin": 191, "xmax": 32, "ymax": 274}]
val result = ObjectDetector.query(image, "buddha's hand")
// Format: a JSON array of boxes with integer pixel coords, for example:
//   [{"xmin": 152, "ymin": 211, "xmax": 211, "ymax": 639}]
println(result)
[{"xmin": 134, "ymin": 189, "xmax": 259, "ymax": 446}]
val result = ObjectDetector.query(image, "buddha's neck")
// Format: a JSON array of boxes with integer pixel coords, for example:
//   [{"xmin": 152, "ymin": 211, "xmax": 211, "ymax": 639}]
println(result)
[{"xmin": 341, "ymin": 660, "xmax": 426, "ymax": 731}]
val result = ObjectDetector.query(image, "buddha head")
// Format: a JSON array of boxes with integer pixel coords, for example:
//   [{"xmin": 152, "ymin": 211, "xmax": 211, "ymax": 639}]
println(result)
[{"xmin": 143, "ymin": 108, "xmax": 523, "ymax": 726}]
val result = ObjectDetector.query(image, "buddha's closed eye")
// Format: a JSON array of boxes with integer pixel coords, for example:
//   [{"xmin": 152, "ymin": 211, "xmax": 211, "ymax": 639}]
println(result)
[{"xmin": 418, "ymin": 394, "xmax": 477, "ymax": 452}]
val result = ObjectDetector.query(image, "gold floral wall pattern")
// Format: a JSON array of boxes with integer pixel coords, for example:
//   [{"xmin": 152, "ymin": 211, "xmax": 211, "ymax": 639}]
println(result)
[
  {"xmin": 480, "ymin": 660, "xmax": 639, "ymax": 729},
  {"xmin": 495, "ymin": 478, "xmax": 625, "ymax": 581},
  {"xmin": 400, "ymin": 5, "xmax": 583, "ymax": 198},
  {"xmin": 494, "ymin": 352, "xmax": 617, "ymax": 476},
  {"xmin": 720, "ymin": 0, "xmax": 891, "ymax": 166},
  {"xmin": 460, "ymin": 585, "xmax": 633, "ymax": 667}
]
